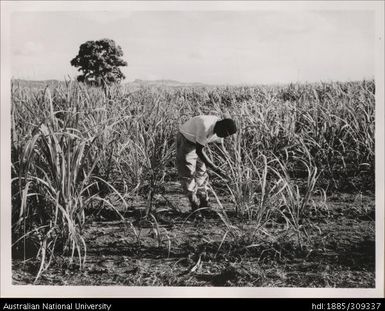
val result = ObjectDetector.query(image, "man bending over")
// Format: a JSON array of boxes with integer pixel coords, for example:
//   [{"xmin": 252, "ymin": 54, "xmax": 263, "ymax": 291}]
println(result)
[{"xmin": 176, "ymin": 115, "xmax": 237, "ymax": 211}]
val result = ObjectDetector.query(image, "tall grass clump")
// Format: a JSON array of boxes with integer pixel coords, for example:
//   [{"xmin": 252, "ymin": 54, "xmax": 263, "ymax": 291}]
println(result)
[
  {"xmin": 124, "ymin": 95, "xmax": 177, "ymax": 215},
  {"xmin": 214, "ymin": 123, "xmax": 284, "ymax": 224},
  {"xmin": 12, "ymin": 87, "xmax": 89, "ymax": 279},
  {"xmin": 11, "ymin": 83, "xmax": 130, "ymax": 281}
]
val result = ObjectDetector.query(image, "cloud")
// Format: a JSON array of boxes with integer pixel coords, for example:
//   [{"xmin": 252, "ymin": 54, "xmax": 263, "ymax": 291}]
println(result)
[
  {"xmin": 145, "ymin": 73, "xmax": 161, "ymax": 80},
  {"xmin": 82, "ymin": 11, "xmax": 133, "ymax": 25},
  {"xmin": 13, "ymin": 41, "xmax": 44, "ymax": 56},
  {"xmin": 189, "ymin": 51, "xmax": 204, "ymax": 60}
]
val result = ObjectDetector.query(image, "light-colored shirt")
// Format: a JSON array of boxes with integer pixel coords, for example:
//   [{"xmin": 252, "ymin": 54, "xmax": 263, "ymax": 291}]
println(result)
[{"xmin": 179, "ymin": 115, "xmax": 224, "ymax": 146}]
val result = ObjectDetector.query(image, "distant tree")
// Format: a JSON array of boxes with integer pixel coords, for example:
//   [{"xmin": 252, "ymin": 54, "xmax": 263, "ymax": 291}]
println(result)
[{"xmin": 71, "ymin": 39, "xmax": 127, "ymax": 87}]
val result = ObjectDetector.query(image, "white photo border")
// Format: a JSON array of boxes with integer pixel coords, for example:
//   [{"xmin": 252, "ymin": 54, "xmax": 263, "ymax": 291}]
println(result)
[{"xmin": 1, "ymin": 0, "xmax": 384, "ymax": 298}]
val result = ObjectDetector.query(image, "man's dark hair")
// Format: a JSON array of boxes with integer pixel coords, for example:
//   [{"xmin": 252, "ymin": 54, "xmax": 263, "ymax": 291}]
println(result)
[{"xmin": 215, "ymin": 118, "xmax": 237, "ymax": 137}]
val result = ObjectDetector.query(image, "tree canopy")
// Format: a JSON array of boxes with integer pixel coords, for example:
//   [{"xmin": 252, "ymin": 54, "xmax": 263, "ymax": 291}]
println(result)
[{"xmin": 71, "ymin": 39, "xmax": 128, "ymax": 86}]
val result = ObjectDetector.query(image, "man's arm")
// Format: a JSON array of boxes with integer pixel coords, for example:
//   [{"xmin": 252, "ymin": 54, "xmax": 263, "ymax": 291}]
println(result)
[
  {"xmin": 196, "ymin": 143, "xmax": 216, "ymax": 170},
  {"xmin": 196, "ymin": 143, "xmax": 226, "ymax": 178}
]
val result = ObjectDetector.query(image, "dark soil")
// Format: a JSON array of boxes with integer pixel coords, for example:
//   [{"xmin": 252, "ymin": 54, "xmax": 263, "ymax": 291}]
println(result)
[{"xmin": 12, "ymin": 183, "xmax": 375, "ymax": 287}]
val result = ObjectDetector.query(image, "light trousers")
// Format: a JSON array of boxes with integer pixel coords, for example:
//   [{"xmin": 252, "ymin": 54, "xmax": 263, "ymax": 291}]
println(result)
[{"xmin": 176, "ymin": 132, "xmax": 209, "ymax": 201}]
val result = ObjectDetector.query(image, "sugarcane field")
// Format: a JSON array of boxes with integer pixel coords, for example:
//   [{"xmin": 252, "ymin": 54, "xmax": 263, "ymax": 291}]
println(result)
[{"xmin": 10, "ymin": 79, "xmax": 375, "ymax": 287}]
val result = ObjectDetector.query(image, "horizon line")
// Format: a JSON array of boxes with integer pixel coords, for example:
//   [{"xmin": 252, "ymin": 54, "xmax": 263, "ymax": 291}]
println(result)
[{"xmin": 10, "ymin": 76, "xmax": 375, "ymax": 87}]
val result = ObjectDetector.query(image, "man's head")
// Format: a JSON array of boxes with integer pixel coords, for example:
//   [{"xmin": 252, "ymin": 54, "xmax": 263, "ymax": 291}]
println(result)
[{"xmin": 214, "ymin": 118, "xmax": 237, "ymax": 138}]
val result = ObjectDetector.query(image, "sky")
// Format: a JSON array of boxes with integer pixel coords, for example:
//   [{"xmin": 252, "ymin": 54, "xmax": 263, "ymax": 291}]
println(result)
[{"xmin": 9, "ymin": 9, "xmax": 375, "ymax": 85}]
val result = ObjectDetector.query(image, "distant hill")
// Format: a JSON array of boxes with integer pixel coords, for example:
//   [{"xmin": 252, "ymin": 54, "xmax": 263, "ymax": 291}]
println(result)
[
  {"xmin": 129, "ymin": 79, "xmax": 209, "ymax": 87},
  {"xmin": 11, "ymin": 78, "xmax": 372, "ymax": 90},
  {"xmin": 11, "ymin": 79, "xmax": 66, "ymax": 88},
  {"xmin": 11, "ymin": 78, "xmax": 211, "ymax": 89}
]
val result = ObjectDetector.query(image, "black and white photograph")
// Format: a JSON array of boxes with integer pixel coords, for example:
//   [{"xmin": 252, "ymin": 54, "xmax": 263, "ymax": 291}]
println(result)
[{"xmin": 1, "ymin": 1, "xmax": 384, "ymax": 298}]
